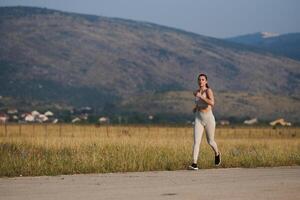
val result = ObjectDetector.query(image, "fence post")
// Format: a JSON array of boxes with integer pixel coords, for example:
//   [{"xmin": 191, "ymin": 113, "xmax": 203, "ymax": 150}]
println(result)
[
  {"xmin": 4, "ymin": 123, "xmax": 7, "ymax": 137},
  {"xmin": 106, "ymin": 124, "xmax": 109, "ymax": 137},
  {"xmin": 19, "ymin": 124, "xmax": 22, "ymax": 136},
  {"xmin": 45, "ymin": 124, "xmax": 48, "ymax": 137},
  {"xmin": 32, "ymin": 124, "xmax": 35, "ymax": 137},
  {"xmin": 71, "ymin": 124, "xmax": 74, "ymax": 137},
  {"xmin": 83, "ymin": 125, "xmax": 86, "ymax": 138},
  {"xmin": 59, "ymin": 123, "xmax": 62, "ymax": 137}
]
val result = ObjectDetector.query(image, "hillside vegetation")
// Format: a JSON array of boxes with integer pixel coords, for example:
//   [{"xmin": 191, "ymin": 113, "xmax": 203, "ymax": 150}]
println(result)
[{"xmin": 0, "ymin": 7, "xmax": 299, "ymax": 121}]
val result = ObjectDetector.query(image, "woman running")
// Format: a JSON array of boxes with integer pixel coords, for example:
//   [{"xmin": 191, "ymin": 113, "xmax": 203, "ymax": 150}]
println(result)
[{"xmin": 189, "ymin": 73, "xmax": 221, "ymax": 170}]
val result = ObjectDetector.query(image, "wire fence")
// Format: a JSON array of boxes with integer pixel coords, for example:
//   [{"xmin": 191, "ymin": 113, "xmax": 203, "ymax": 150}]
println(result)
[{"xmin": 0, "ymin": 123, "xmax": 298, "ymax": 139}]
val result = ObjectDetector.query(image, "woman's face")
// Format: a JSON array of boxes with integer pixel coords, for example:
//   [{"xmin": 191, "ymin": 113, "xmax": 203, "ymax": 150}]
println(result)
[{"xmin": 198, "ymin": 75, "xmax": 207, "ymax": 87}]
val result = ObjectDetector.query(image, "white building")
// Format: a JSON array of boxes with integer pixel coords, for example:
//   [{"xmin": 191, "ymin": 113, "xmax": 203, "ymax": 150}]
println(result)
[
  {"xmin": 219, "ymin": 120, "xmax": 230, "ymax": 125},
  {"xmin": 244, "ymin": 118, "xmax": 258, "ymax": 125},
  {"xmin": 0, "ymin": 114, "xmax": 9, "ymax": 123},
  {"xmin": 99, "ymin": 117, "xmax": 109, "ymax": 124},
  {"xmin": 270, "ymin": 118, "xmax": 292, "ymax": 126},
  {"xmin": 31, "ymin": 110, "xmax": 40, "ymax": 117},
  {"xmin": 72, "ymin": 117, "xmax": 81, "ymax": 123},
  {"xmin": 37, "ymin": 114, "xmax": 48, "ymax": 122},
  {"xmin": 44, "ymin": 111, "xmax": 54, "ymax": 117},
  {"xmin": 25, "ymin": 114, "xmax": 35, "ymax": 122},
  {"xmin": 7, "ymin": 109, "xmax": 18, "ymax": 115}
]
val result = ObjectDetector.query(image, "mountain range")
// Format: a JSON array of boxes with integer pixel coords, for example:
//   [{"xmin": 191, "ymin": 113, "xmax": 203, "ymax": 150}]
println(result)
[
  {"xmin": 227, "ymin": 32, "xmax": 300, "ymax": 61},
  {"xmin": 0, "ymin": 6, "xmax": 299, "ymax": 122}
]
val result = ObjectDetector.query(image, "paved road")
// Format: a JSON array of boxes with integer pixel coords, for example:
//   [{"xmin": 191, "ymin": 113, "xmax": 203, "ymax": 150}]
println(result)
[{"xmin": 1, "ymin": 166, "xmax": 299, "ymax": 200}]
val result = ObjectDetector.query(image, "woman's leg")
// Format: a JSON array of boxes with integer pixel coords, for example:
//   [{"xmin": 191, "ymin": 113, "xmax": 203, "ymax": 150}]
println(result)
[
  {"xmin": 193, "ymin": 116, "xmax": 204, "ymax": 163},
  {"xmin": 205, "ymin": 114, "xmax": 219, "ymax": 155}
]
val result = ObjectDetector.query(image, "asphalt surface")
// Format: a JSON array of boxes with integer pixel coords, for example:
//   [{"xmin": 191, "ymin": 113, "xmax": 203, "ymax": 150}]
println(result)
[{"xmin": 1, "ymin": 166, "xmax": 299, "ymax": 200}]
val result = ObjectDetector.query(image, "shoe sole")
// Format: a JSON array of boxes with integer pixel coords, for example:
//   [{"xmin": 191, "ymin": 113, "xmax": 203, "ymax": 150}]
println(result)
[{"xmin": 188, "ymin": 166, "xmax": 199, "ymax": 170}]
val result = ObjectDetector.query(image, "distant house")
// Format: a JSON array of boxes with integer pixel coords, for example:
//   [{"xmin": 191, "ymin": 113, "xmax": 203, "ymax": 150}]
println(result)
[
  {"xmin": 219, "ymin": 120, "xmax": 230, "ymax": 125},
  {"xmin": 98, "ymin": 117, "xmax": 109, "ymax": 124},
  {"xmin": 36, "ymin": 114, "xmax": 48, "ymax": 123},
  {"xmin": 22, "ymin": 112, "xmax": 49, "ymax": 123},
  {"xmin": 72, "ymin": 117, "xmax": 81, "ymax": 123},
  {"xmin": 44, "ymin": 111, "xmax": 54, "ymax": 117},
  {"xmin": 12, "ymin": 115, "xmax": 19, "ymax": 120},
  {"xmin": 24, "ymin": 114, "xmax": 35, "ymax": 122},
  {"xmin": 270, "ymin": 118, "xmax": 292, "ymax": 126},
  {"xmin": 0, "ymin": 113, "xmax": 9, "ymax": 123},
  {"xmin": 80, "ymin": 113, "xmax": 89, "ymax": 120},
  {"xmin": 77, "ymin": 107, "xmax": 93, "ymax": 114},
  {"xmin": 244, "ymin": 118, "xmax": 258, "ymax": 125},
  {"xmin": 31, "ymin": 110, "xmax": 40, "ymax": 117},
  {"xmin": 7, "ymin": 109, "xmax": 18, "ymax": 115}
]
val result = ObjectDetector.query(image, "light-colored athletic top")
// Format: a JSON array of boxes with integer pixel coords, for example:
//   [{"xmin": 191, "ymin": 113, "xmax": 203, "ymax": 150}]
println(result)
[{"xmin": 195, "ymin": 89, "xmax": 209, "ymax": 110}]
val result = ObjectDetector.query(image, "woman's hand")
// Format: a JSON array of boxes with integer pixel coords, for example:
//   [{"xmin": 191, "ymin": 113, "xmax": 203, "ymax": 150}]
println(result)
[
  {"xmin": 196, "ymin": 92, "xmax": 206, "ymax": 100},
  {"xmin": 196, "ymin": 89, "xmax": 215, "ymax": 106}
]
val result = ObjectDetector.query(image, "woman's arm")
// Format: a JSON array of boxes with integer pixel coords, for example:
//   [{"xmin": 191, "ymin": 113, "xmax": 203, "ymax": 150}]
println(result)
[
  {"xmin": 193, "ymin": 89, "xmax": 200, "ymax": 96},
  {"xmin": 198, "ymin": 88, "xmax": 215, "ymax": 106}
]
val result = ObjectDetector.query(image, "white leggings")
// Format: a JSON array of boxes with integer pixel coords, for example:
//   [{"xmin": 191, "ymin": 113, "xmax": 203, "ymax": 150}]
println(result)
[{"xmin": 193, "ymin": 110, "xmax": 219, "ymax": 163}]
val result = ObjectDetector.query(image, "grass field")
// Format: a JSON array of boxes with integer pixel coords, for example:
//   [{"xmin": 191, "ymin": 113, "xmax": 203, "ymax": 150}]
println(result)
[{"xmin": 0, "ymin": 124, "xmax": 299, "ymax": 177}]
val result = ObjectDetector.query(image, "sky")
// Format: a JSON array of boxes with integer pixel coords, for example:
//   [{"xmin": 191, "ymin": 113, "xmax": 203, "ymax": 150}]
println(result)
[{"xmin": 1, "ymin": 0, "xmax": 299, "ymax": 38}]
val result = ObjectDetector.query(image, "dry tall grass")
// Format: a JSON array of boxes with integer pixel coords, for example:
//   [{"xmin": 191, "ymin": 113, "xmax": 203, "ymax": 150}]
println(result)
[{"xmin": 0, "ymin": 124, "xmax": 299, "ymax": 177}]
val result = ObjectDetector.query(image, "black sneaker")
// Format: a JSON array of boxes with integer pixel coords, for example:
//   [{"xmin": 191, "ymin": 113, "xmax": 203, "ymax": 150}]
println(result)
[
  {"xmin": 188, "ymin": 163, "xmax": 198, "ymax": 170},
  {"xmin": 215, "ymin": 152, "xmax": 221, "ymax": 166}
]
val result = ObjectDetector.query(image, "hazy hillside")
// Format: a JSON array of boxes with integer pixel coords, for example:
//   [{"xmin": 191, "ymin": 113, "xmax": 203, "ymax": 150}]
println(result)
[
  {"xmin": 227, "ymin": 32, "xmax": 300, "ymax": 61},
  {"xmin": 0, "ymin": 7, "xmax": 300, "ymax": 122}
]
